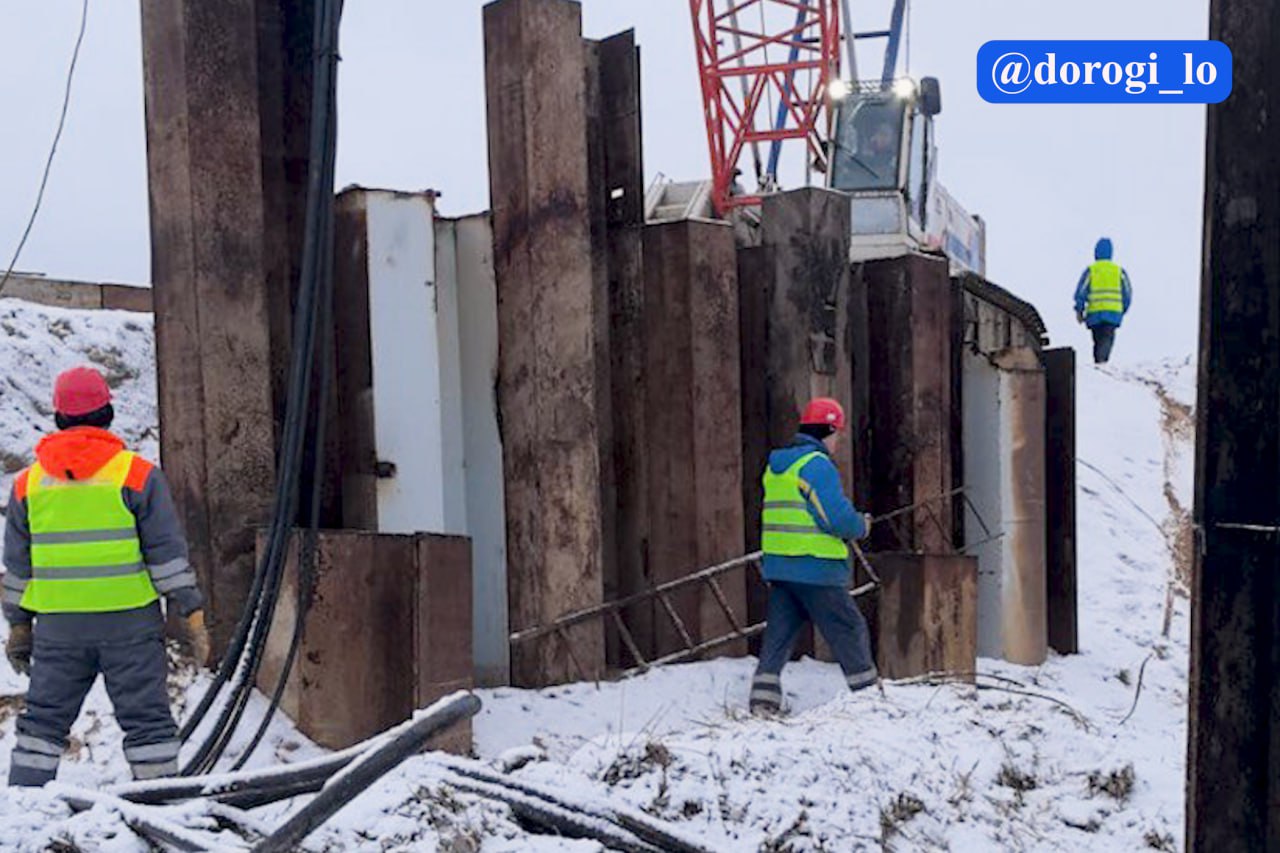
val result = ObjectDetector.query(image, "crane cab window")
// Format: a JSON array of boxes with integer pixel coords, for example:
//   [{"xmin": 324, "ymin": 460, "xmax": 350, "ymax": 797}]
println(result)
[{"xmin": 831, "ymin": 96, "xmax": 906, "ymax": 192}]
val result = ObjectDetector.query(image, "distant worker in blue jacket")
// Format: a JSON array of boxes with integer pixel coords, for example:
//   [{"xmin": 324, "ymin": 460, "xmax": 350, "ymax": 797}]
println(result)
[
  {"xmin": 749, "ymin": 398, "xmax": 876, "ymax": 715},
  {"xmin": 1074, "ymin": 237, "xmax": 1132, "ymax": 364}
]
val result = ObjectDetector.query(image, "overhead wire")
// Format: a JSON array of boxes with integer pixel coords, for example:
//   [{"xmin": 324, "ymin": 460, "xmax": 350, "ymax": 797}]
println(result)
[{"xmin": 0, "ymin": 0, "xmax": 90, "ymax": 297}]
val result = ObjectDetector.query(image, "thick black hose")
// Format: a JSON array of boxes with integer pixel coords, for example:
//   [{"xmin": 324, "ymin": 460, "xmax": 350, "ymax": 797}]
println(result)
[
  {"xmin": 435, "ymin": 759, "xmax": 716, "ymax": 853},
  {"xmin": 179, "ymin": 0, "xmax": 341, "ymax": 771},
  {"xmin": 253, "ymin": 694, "xmax": 483, "ymax": 853}
]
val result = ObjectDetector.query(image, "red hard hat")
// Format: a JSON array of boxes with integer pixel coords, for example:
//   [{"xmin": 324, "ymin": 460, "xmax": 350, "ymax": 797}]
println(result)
[
  {"xmin": 53, "ymin": 366, "xmax": 111, "ymax": 417},
  {"xmin": 800, "ymin": 397, "xmax": 845, "ymax": 431}
]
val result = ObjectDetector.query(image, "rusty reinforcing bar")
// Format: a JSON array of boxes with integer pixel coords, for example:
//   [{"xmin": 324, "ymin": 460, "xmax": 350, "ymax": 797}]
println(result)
[{"xmin": 509, "ymin": 489, "xmax": 999, "ymax": 680}]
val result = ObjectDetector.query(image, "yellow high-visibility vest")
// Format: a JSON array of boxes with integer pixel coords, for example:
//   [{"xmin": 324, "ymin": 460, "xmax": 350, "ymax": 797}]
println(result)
[
  {"xmin": 21, "ymin": 450, "xmax": 157, "ymax": 613},
  {"xmin": 761, "ymin": 452, "xmax": 849, "ymax": 560},
  {"xmin": 1087, "ymin": 260, "xmax": 1125, "ymax": 315}
]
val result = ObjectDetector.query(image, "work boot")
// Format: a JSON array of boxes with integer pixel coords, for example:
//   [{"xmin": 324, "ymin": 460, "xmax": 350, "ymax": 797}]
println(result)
[
  {"xmin": 749, "ymin": 672, "xmax": 782, "ymax": 715},
  {"xmin": 846, "ymin": 666, "xmax": 879, "ymax": 694}
]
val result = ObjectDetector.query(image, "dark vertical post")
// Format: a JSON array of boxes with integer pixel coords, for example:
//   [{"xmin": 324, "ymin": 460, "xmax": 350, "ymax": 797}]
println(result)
[
  {"xmin": 738, "ymin": 245, "xmax": 772, "ymax": 648},
  {"xmin": 415, "ymin": 534, "xmax": 475, "ymax": 755},
  {"xmin": 688, "ymin": 225, "xmax": 748, "ymax": 654},
  {"xmin": 582, "ymin": 38, "xmax": 618, "ymax": 665},
  {"xmin": 950, "ymin": 278, "xmax": 967, "ymax": 547},
  {"xmin": 598, "ymin": 30, "xmax": 648, "ymax": 668},
  {"xmin": 1187, "ymin": 2, "xmax": 1280, "ymax": 848},
  {"xmin": 862, "ymin": 254, "xmax": 954, "ymax": 551},
  {"xmin": 1044, "ymin": 347, "xmax": 1077, "ymax": 654},
  {"xmin": 484, "ymin": 0, "xmax": 606, "ymax": 686},
  {"xmin": 846, "ymin": 262, "xmax": 872, "ymax": 508},
  {"xmin": 331, "ymin": 192, "xmax": 378, "ymax": 530},
  {"xmin": 642, "ymin": 221, "xmax": 746, "ymax": 656},
  {"xmin": 140, "ymin": 0, "xmax": 311, "ymax": 651}
]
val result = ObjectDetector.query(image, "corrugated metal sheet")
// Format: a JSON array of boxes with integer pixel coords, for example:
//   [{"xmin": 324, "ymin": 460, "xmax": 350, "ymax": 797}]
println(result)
[{"xmin": 956, "ymin": 271, "xmax": 1049, "ymax": 347}]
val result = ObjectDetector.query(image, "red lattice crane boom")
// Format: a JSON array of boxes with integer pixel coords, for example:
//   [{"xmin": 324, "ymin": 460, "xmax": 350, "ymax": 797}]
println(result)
[{"xmin": 689, "ymin": 0, "xmax": 841, "ymax": 216}]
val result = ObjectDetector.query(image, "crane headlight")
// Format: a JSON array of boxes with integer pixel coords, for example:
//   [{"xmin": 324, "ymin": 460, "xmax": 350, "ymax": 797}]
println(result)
[
  {"xmin": 828, "ymin": 78, "xmax": 853, "ymax": 101},
  {"xmin": 892, "ymin": 77, "xmax": 917, "ymax": 99}
]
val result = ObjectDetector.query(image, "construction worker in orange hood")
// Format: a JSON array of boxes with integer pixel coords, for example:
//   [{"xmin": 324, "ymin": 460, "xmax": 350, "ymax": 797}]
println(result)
[
  {"xmin": 2, "ymin": 366, "xmax": 210, "ymax": 786},
  {"xmin": 750, "ymin": 397, "xmax": 876, "ymax": 715},
  {"xmin": 1074, "ymin": 237, "xmax": 1132, "ymax": 364}
]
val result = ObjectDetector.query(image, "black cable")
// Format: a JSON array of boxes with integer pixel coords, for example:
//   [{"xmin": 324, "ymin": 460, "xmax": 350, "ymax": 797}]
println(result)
[
  {"xmin": 0, "ymin": 0, "xmax": 89, "ymax": 297},
  {"xmin": 183, "ymin": 0, "xmax": 341, "ymax": 774},
  {"xmin": 179, "ymin": 0, "xmax": 342, "ymax": 773},
  {"xmin": 229, "ymin": 95, "xmax": 337, "ymax": 771}
]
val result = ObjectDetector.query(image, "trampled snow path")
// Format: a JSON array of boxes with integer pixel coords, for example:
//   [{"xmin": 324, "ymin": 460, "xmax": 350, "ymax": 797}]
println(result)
[{"xmin": 0, "ymin": 299, "xmax": 1194, "ymax": 852}]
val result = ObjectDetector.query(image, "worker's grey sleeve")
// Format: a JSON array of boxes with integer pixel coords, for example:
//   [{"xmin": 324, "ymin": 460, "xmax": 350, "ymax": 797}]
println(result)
[
  {"xmin": 2, "ymin": 484, "xmax": 34, "ymax": 626},
  {"xmin": 125, "ymin": 467, "xmax": 205, "ymax": 617}
]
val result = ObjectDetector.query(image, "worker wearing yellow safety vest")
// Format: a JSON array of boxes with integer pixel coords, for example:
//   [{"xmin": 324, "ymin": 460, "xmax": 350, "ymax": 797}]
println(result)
[
  {"xmin": 749, "ymin": 398, "xmax": 876, "ymax": 715},
  {"xmin": 2, "ymin": 367, "xmax": 210, "ymax": 786},
  {"xmin": 1073, "ymin": 237, "xmax": 1133, "ymax": 364}
]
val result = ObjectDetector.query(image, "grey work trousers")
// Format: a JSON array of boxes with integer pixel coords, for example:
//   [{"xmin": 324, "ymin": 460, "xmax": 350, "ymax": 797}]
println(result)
[
  {"xmin": 750, "ymin": 581, "xmax": 878, "ymax": 711},
  {"xmin": 10, "ymin": 632, "xmax": 179, "ymax": 786}
]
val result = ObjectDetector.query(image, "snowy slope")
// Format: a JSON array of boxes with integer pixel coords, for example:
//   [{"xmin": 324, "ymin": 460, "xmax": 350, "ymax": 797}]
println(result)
[
  {"xmin": 0, "ymin": 299, "xmax": 158, "ymax": 504},
  {"xmin": 0, "ymin": 299, "xmax": 1196, "ymax": 852}
]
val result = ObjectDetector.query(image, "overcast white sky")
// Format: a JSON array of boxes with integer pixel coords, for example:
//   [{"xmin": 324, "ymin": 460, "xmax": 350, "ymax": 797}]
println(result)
[{"xmin": 0, "ymin": 1, "xmax": 1207, "ymax": 361}]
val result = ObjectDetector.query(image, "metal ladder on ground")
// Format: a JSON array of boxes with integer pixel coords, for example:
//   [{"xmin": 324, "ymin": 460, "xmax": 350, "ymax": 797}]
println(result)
[{"xmin": 509, "ymin": 488, "xmax": 998, "ymax": 680}]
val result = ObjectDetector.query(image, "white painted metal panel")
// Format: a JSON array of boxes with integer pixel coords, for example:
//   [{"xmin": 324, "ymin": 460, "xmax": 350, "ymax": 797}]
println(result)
[
  {"xmin": 963, "ymin": 351, "xmax": 1004, "ymax": 658},
  {"xmin": 996, "ymin": 353, "xmax": 1047, "ymax": 665},
  {"xmin": 433, "ymin": 218, "xmax": 471, "ymax": 535},
  {"xmin": 365, "ymin": 191, "xmax": 467, "ymax": 535},
  {"xmin": 449, "ymin": 213, "xmax": 510, "ymax": 687}
]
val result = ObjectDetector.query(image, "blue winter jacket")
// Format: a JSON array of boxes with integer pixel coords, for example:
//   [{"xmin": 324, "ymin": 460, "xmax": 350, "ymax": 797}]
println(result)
[
  {"xmin": 760, "ymin": 433, "xmax": 867, "ymax": 587},
  {"xmin": 1073, "ymin": 239, "xmax": 1132, "ymax": 329}
]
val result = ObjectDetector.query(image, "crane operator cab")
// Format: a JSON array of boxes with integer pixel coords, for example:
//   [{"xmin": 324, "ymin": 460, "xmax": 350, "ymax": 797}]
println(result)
[{"xmin": 827, "ymin": 77, "xmax": 986, "ymax": 275}]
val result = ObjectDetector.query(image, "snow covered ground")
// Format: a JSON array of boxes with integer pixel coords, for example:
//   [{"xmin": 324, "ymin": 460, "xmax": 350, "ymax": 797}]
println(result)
[{"xmin": 0, "ymin": 299, "xmax": 1195, "ymax": 851}]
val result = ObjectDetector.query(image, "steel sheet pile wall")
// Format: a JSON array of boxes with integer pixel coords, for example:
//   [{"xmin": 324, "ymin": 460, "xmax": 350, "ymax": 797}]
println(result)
[
  {"xmin": 485, "ymin": 1, "xmax": 747, "ymax": 682},
  {"xmin": 267, "ymin": 189, "xmax": 483, "ymax": 749},
  {"xmin": 869, "ymin": 553, "xmax": 977, "ymax": 679},
  {"xmin": 591, "ymin": 31, "xmax": 648, "ymax": 668},
  {"xmin": 1188, "ymin": 0, "xmax": 1280, "ymax": 845},
  {"xmin": 141, "ymin": 0, "xmax": 317, "ymax": 653},
  {"xmin": 861, "ymin": 253, "xmax": 954, "ymax": 552},
  {"xmin": 257, "ymin": 530, "xmax": 473, "ymax": 753},
  {"xmin": 484, "ymin": 0, "xmax": 609, "ymax": 685},
  {"xmin": 642, "ymin": 221, "xmax": 747, "ymax": 660},
  {"xmin": 853, "ymin": 253, "xmax": 979, "ymax": 678}
]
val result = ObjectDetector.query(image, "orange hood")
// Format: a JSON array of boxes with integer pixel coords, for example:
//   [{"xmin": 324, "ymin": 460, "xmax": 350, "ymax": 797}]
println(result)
[{"xmin": 35, "ymin": 428, "xmax": 126, "ymax": 482}]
